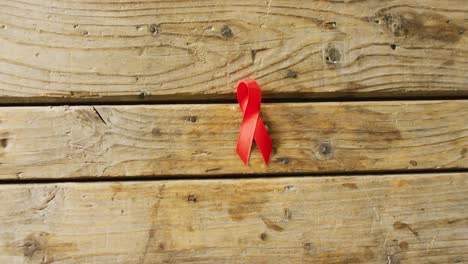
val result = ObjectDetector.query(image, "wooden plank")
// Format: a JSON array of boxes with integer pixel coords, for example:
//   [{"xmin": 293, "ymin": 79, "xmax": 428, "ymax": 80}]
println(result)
[
  {"xmin": 1, "ymin": 101, "xmax": 467, "ymax": 180},
  {"xmin": 0, "ymin": 173, "xmax": 467, "ymax": 263},
  {"xmin": 0, "ymin": 0, "xmax": 467, "ymax": 103}
]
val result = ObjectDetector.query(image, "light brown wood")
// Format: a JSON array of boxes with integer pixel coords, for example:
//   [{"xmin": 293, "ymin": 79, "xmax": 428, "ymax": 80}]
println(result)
[
  {"xmin": 1, "ymin": 100, "xmax": 467, "ymax": 180},
  {"xmin": 0, "ymin": 0, "xmax": 467, "ymax": 103},
  {"xmin": 0, "ymin": 173, "xmax": 467, "ymax": 263}
]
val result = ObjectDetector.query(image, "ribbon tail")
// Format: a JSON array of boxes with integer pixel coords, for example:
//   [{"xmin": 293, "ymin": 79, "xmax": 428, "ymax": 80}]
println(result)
[
  {"xmin": 254, "ymin": 118, "xmax": 273, "ymax": 165},
  {"xmin": 236, "ymin": 141, "xmax": 251, "ymax": 165},
  {"xmin": 236, "ymin": 111, "xmax": 258, "ymax": 166}
]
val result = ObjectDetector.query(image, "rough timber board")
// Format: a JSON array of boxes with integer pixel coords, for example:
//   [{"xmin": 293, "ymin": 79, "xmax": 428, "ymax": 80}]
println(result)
[
  {"xmin": 0, "ymin": 0, "xmax": 467, "ymax": 103},
  {"xmin": 0, "ymin": 173, "xmax": 467, "ymax": 263},
  {"xmin": 0, "ymin": 100, "xmax": 467, "ymax": 180}
]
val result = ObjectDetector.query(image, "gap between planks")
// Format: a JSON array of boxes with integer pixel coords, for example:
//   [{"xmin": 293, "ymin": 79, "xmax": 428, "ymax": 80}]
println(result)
[
  {"xmin": 0, "ymin": 169, "xmax": 466, "ymax": 185},
  {"xmin": 1, "ymin": 94, "xmax": 468, "ymax": 107}
]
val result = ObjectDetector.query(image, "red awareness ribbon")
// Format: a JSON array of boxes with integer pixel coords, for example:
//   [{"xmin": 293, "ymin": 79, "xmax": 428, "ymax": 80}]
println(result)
[{"xmin": 236, "ymin": 79, "xmax": 273, "ymax": 165}]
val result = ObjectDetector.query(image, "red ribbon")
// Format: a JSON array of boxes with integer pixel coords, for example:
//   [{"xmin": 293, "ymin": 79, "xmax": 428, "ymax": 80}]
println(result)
[{"xmin": 236, "ymin": 79, "xmax": 272, "ymax": 165}]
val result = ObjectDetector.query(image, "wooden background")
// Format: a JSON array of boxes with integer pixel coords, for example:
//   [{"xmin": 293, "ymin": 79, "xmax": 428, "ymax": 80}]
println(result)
[{"xmin": 0, "ymin": 0, "xmax": 467, "ymax": 263}]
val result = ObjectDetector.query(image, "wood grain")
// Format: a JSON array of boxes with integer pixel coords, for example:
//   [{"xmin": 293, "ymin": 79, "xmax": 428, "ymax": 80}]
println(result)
[
  {"xmin": 0, "ymin": 0, "xmax": 467, "ymax": 103},
  {"xmin": 1, "ymin": 100, "xmax": 467, "ymax": 180},
  {"xmin": 0, "ymin": 173, "xmax": 467, "ymax": 263}
]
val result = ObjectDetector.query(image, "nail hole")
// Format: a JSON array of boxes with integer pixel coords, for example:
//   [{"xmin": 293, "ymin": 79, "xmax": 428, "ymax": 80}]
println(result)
[
  {"xmin": 139, "ymin": 92, "xmax": 149, "ymax": 98},
  {"xmin": 316, "ymin": 141, "xmax": 333, "ymax": 160},
  {"xmin": 286, "ymin": 69, "xmax": 298, "ymax": 78},
  {"xmin": 319, "ymin": 142, "xmax": 332, "ymax": 156},
  {"xmin": 325, "ymin": 47, "xmax": 341, "ymax": 64},
  {"xmin": 149, "ymin": 24, "xmax": 160, "ymax": 35},
  {"xmin": 185, "ymin": 116, "xmax": 197, "ymax": 123},
  {"xmin": 323, "ymin": 21, "xmax": 337, "ymax": 29},
  {"xmin": 187, "ymin": 194, "xmax": 198, "ymax": 202},
  {"xmin": 221, "ymin": 25, "xmax": 234, "ymax": 39}
]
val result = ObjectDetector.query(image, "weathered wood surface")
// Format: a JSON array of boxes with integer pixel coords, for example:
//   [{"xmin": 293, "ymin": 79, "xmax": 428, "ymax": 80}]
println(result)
[
  {"xmin": 1, "ymin": 101, "xmax": 467, "ymax": 180},
  {"xmin": 0, "ymin": 0, "xmax": 467, "ymax": 103},
  {"xmin": 0, "ymin": 173, "xmax": 467, "ymax": 263}
]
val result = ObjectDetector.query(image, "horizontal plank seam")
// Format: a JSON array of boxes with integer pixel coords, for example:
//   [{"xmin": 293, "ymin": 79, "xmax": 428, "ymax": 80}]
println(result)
[
  {"xmin": 1, "ymin": 95, "xmax": 468, "ymax": 107},
  {"xmin": 2, "ymin": 168, "xmax": 467, "ymax": 185}
]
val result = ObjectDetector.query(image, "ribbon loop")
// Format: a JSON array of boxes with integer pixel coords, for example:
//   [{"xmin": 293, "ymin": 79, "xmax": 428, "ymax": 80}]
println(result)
[{"xmin": 236, "ymin": 79, "xmax": 272, "ymax": 165}]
